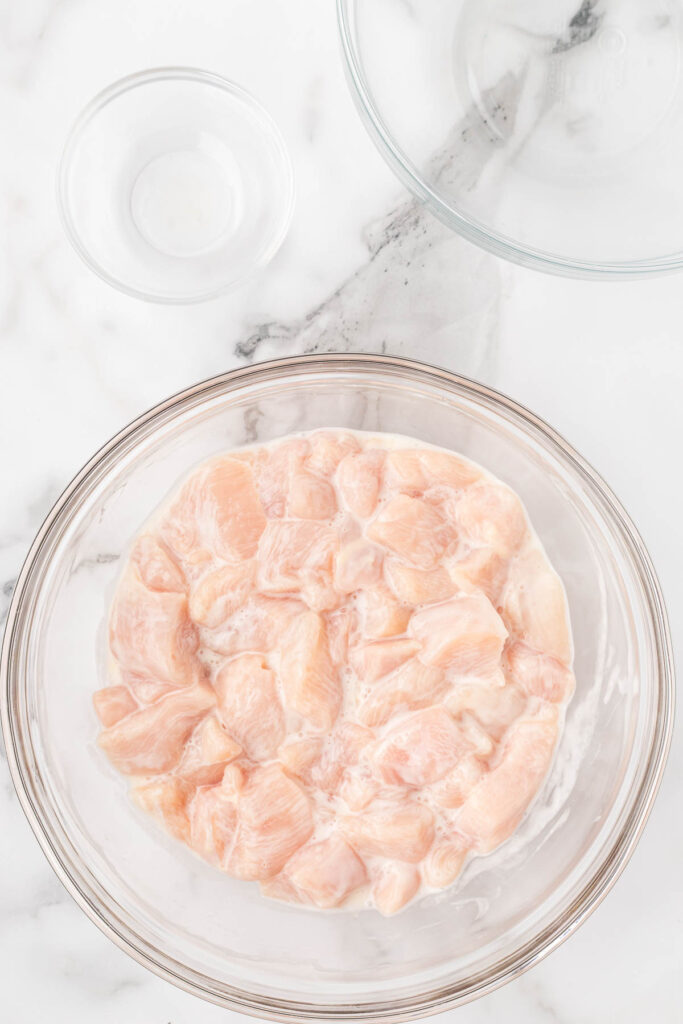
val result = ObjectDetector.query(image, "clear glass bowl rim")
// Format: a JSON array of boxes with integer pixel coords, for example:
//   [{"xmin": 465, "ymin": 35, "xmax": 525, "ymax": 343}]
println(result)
[
  {"xmin": 0, "ymin": 354, "xmax": 675, "ymax": 1020},
  {"xmin": 336, "ymin": 0, "xmax": 683, "ymax": 281},
  {"xmin": 56, "ymin": 66, "xmax": 296, "ymax": 305}
]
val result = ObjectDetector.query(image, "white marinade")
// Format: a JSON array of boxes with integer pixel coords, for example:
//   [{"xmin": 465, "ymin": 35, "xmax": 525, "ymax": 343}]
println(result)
[{"xmin": 94, "ymin": 429, "xmax": 575, "ymax": 915}]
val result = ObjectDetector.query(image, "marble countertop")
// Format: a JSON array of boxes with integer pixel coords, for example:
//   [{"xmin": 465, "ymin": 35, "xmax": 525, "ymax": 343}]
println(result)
[{"xmin": 1, "ymin": 1, "xmax": 682, "ymax": 1022}]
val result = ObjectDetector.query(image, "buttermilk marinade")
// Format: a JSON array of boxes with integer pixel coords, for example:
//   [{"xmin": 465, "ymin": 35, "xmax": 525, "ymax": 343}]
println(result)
[{"xmin": 94, "ymin": 430, "xmax": 574, "ymax": 915}]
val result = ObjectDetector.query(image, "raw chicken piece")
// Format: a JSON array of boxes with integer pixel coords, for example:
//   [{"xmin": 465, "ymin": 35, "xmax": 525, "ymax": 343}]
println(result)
[
  {"xmin": 457, "ymin": 709, "xmax": 559, "ymax": 852},
  {"xmin": 93, "ymin": 685, "xmax": 137, "ymax": 727},
  {"xmin": 313, "ymin": 722, "xmax": 374, "ymax": 792},
  {"xmin": 505, "ymin": 642, "xmax": 575, "ymax": 703},
  {"xmin": 215, "ymin": 654, "xmax": 285, "ymax": 760},
  {"xmin": 278, "ymin": 737, "xmax": 324, "ymax": 781},
  {"xmin": 337, "ymin": 450, "xmax": 384, "ymax": 518},
  {"xmin": 133, "ymin": 777, "xmax": 192, "ymax": 842},
  {"xmin": 457, "ymin": 482, "xmax": 526, "ymax": 557},
  {"xmin": 189, "ymin": 778, "xmax": 240, "ymax": 865},
  {"xmin": 334, "ymin": 539, "xmax": 384, "ymax": 594},
  {"xmin": 502, "ymin": 548, "xmax": 571, "ymax": 664},
  {"xmin": 198, "ymin": 459, "xmax": 267, "ymax": 562},
  {"xmin": 180, "ymin": 715, "xmax": 242, "ymax": 787},
  {"xmin": 360, "ymin": 585, "xmax": 411, "ymax": 640},
  {"xmin": 188, "ymin": 560, "xmax": 256, "ymax": 629},
  {"xmin": 445, "ymin": 680, "xmax": 527, "ymax": 741},
  {"xmin": 228, "ymin": 764, "xmax": 314, "ymax": 880},
  {"xmin": 384, "ymin": 559, "xmax": 456, "ymax": 605},
  {"xmin": 410, "ymin": 594, "xmax": 507, "ymax": 676},
  {"xmin": 367, "ymin": 495, "xmax": 453, "ymax": 569},
  {"xmin": 341, "ymin": 802, "xmax": 435, "ymax": 862},
  {"xmin": 358, "ymin": 659, "xmax": 448, "ymax": 727},
  {"xmin": 373, "ymin": 707, "xmax": 470, "ymax": 787},
  {"xmin": 257, "ymin": 521, "xmax": 337, "ymax": 593},
  {"xmin": 131, "ymin": 535, "xmax": 185, "ymax": 593},
  {"xmin": 340, "ymin": 774, "xmax": 379, "ymax": 812},
  {"xmin": 306, "ymin": 431, "xmax": 361, "ymax": 476},
  {"xmin": 385, "ymin": 448, "xmax": 480, "ymax": 494},
  {"xmin": 373, "ymin": 862, "xmax": 420, "ymax": 915},
  {"xmin": 255, "ymin": 439, "xmax": 309, "ymax": 518},
  {"xmin": 279, "ymin": 611, "xmax": 341, "ymax": 729},
  {"xmin": 445, "ymin": 548, "xmax": 506, "ymax": 602},
  {"xmin": 422, "ymin": 840, "xmax": 469, "ymax": 889},
  {"xmin": 289, "ymin": 472, "xmax": 338, "ymax": 520},
  {"xmin": 326, "ymin": 604, "xmax": 357, "ymax": 665},
  {"xmin": 281, "ymin": 835, "xmax": 368, "ymax": 909},
  {"xmin": 98, "ymin": 685, "xmax": 214, "ymax": 775},
  {"xmin": 110, "ymin": 576, "xmax": 201, "ymax": 687},
  {"xmin": 203, "ymin": 594, "xmax": 306, "ymax": 657},
  {"xmin": 428, "ymin": 755, "xmax": 486, "ymax": 809},
  {"xmin": 351, "ymin": 638, "xmax": 420, "ymax": 684}
]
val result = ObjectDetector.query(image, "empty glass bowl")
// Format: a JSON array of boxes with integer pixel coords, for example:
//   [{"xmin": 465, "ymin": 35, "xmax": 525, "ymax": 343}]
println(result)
[
  {"xmin": 58, "ymin": 68, "xmax": 295, "ymax": 303},
  {"xmin": 1, "ymin": 355, "xmax": 674, "ymax": 1019},
  {"xmin": 338, "ymin": 0, "xmax": 683, "ymax": 277}
]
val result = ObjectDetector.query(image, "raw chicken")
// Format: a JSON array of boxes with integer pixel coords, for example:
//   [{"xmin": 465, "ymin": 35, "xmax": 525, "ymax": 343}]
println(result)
[{"xmin": 98, "ymin": 430, "xmax": 573, "ymax": 915}]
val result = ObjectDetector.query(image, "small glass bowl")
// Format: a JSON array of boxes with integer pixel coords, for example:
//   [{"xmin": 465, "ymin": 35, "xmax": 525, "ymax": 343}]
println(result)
[
  {"xmin": 338, "ymin": 0, "xmax": 683, "ymax": 278},
  {"xmin": 1, "ymin": 355, "xmax": 674, "ymax": 1019},
  {"xmin": 58, "ymin": 68, "xmax": 295, "ymax": 303}
]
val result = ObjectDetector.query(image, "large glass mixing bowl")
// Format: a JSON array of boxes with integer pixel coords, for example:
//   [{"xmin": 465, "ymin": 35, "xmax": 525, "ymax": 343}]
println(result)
[
  {"xmin": 1, "ymin": 355, "xmax": 674, "ymax": 1019},
  {"xmin": 338, "ymin": 0, "xmax": 683, "ymax": 278}
]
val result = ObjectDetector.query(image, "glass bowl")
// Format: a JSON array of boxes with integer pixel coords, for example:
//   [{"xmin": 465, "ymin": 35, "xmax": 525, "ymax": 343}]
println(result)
[
  {"xmin": 338, "ymin": 0, "xmax": 683, "ymax": 278},
  {"xmin": 58, "ymin": 68, "xmax": 295, "ymax": 303},
  {"xmin": 1, "ymin": 355, "xmax": 674, "ymax": 1019}
]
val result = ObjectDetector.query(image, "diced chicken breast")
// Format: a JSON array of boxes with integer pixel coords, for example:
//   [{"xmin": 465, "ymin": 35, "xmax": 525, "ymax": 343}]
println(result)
[
  {"xmin": 367, "ymin": 495, "xmax": 453, "ymax": 569},
  {"xmin": 279, "ymin": 611, "xmax": 342, "ymax": 729},
  {"xmin": 283, "ymin": 835, "xmax": 368, "ymax": 909},
  {"xmin": 289, "ymin": 472, "xmax": 338, "ymax": 520},
  {"xmin": 278, "ymin": 737, "xmax": 324, "ymax": 782},
  {"xmin": 373, "ymin": 862, "xmax": 421, "ymax": 915},
  {"xmin": 215, "ymin": 653, "xmax": 285, "ymax": 760},
  {"xmin": 306, "ymin": 431, "xmax": 361, "ymax": 476},
  {"xmin": 410, "ymin": 594, "xmax": 507, "ymax": 676},
  {"xmin": 257, "ymin": 521, "xmax": 337, "ymax": 593},
  {"xmin": 505, "ymin": 642, "xmax": 575, "ymax": 703},
  {"xmin": 337, "ymin": 450, "xmax": 384, "ymax": 518},
  {"xmin": 445, "ymin": 680, "xmax": 527, "ymax": 741},
  {"xmin": 360, "ymin": 585, "xmax": 411, "ymax": 640},
  {"xmin": 457, "ymin": 709, "xmax": 559, "ymax": 852},
  {"xmin": 373, "ymin": 707, "xmax": 469, "ymax": 787},
  {"xmin": 351, "ymin": 637, "xmax": 420, "ymax": 684},
  {"xmin": 189, "ymin": 781, "xmax": 239, "ymax": 865},
  {"xmin": 385, "ymin": 448, "xmax": 480, "ymax": 494},
  {"xmin": 198, "ymin": 459, "xmax": 267, "ymax": 562},
  {"xmin": 255, "ymin": 438, "xmax": 309, "ymax": 519},
  {"xmin": 93, "ymin": 685, "xmax": 137, "ymax": 727},
  {"xmin": 445, "ymin": 548, "xmax": 506, "ymax": 602},
  {"xmin": 502, "ymin": 548, "xmax": 572, "ymax": 664},
  {"xmin": 339, "ymin": 774, "xmax": 379, "ymax": 812},
  {"xmin": 131, "ymin": 535, "xmax": 185, "ymax": 593},
  {"xmin": 110, "ymin": 576, "xmax": 201, "ymax": 687},
  {"xmin": 312, "ymin": 722, "xmax": 374, "ymax": 793},
  {"xmin": 98, "ymin": 685, "xmax": 214, "ymax": 775},
  {"xmin": 228, "ymin": 764, "xmax": 314, "ymax": 880},
  {"xmin": 334, "ymin": 539, "xmax": 384, "ymax": 594},
  {"xmin": 457, "ymin": 482, "xmax": 527, "ymax": 557},
  {"xmin": 422, "ymin": 840, "xmax": 469, "ymax": 889},
  {"xmin": 180, "ymin": 715, "xmax": 242, "ymax": 787},
  {"xmin": 428, "ymin": 755, "xmax": 486, "ymax": 809},
  {"xmin": 341, "ymin": 802, "xmax": 435, "ymax": 862},
  {"xmin": 385, "ymin": 559, "xmax": 456, "ymax": 605},
  {"xmin": 358, "ymin": 659, "xmax": 448, "ymax": 728},
  {"xmin": 133, "ymin": 777, "xmax": 192, "ymax": 842},
  {"xmin": 188, "ymin": 560, "xmax": 256, "ymax": 629}
]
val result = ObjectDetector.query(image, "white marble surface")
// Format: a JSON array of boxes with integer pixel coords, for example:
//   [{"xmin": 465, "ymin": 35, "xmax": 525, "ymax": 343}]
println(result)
[{"xmin": 1, "ymin": 0, "xmax": 682, "ymax": 1021}]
